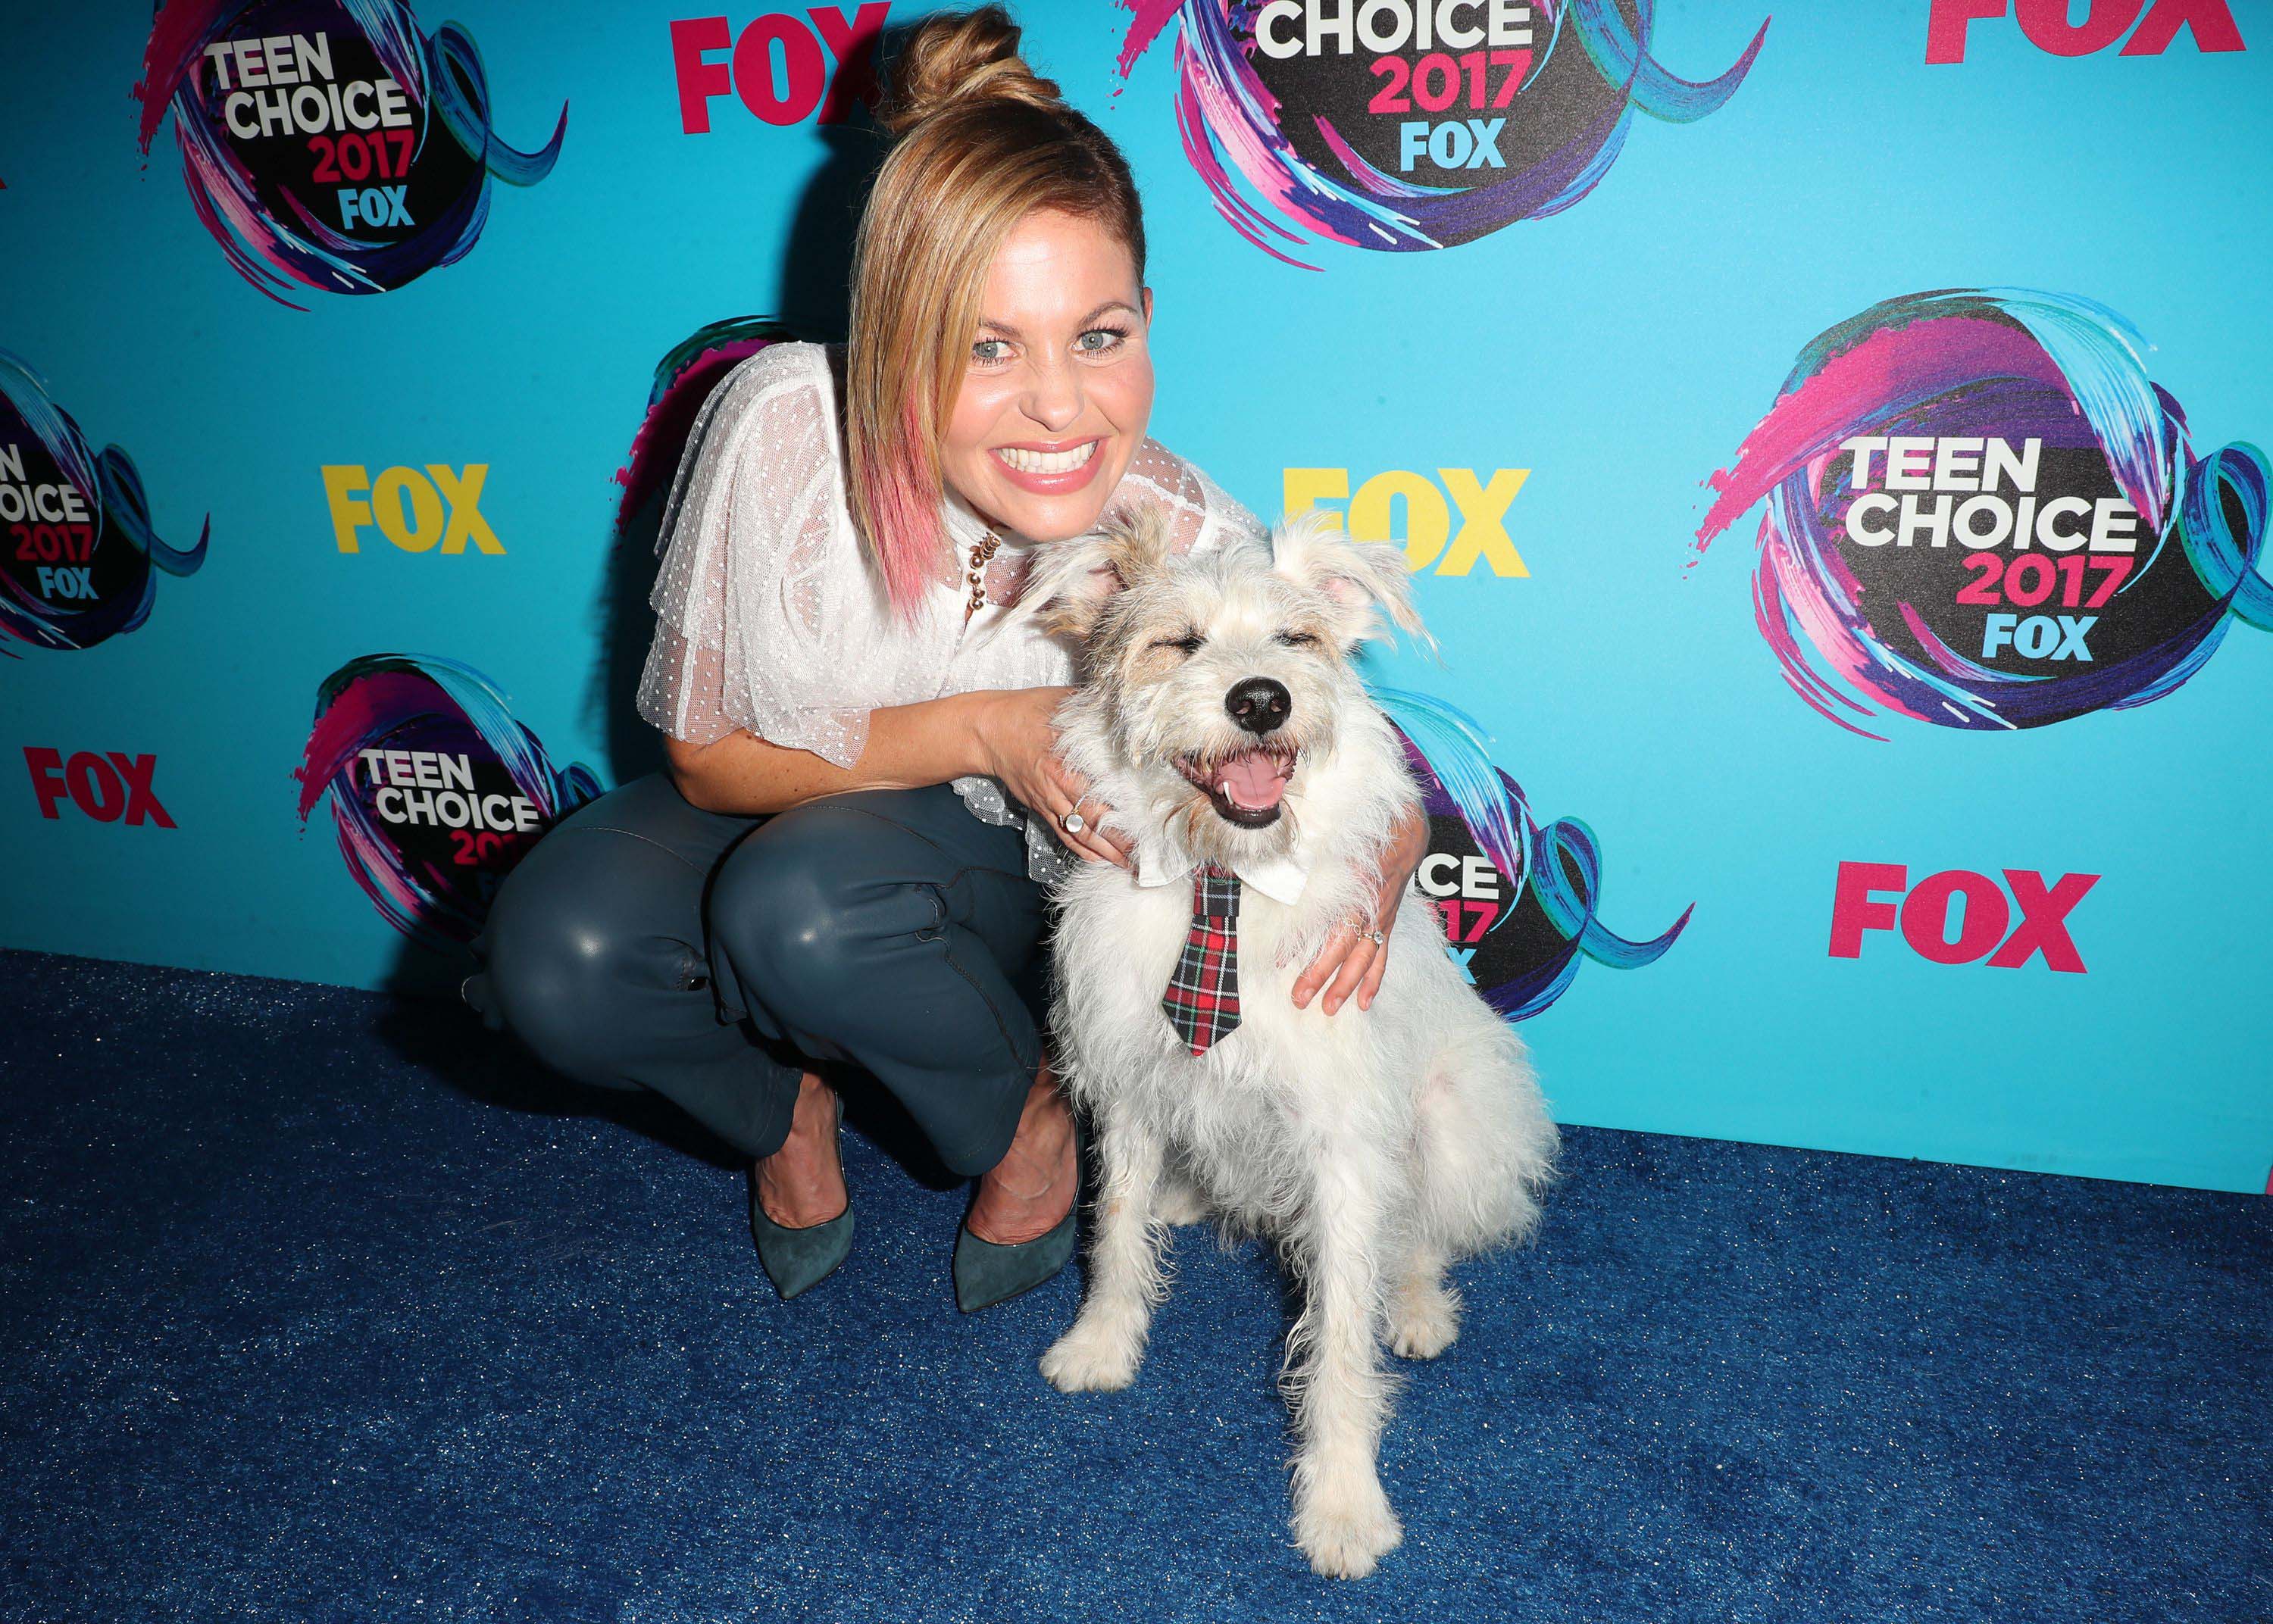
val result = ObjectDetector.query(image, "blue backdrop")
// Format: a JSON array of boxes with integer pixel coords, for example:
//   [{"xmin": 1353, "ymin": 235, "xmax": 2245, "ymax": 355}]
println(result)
[{"xmin": 5, "ymin": 1, "xmax": 2268, "ymax": 1192}]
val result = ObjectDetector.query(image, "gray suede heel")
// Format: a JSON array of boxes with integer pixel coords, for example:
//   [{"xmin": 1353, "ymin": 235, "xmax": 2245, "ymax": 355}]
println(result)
[
  {"xmin": 749, "ymin": 1092, "xmax": 852, "ymax": 1302},
  {"xmin": 953, "ymin": 1113, "xmax": 1083, "ymax": 1313}
]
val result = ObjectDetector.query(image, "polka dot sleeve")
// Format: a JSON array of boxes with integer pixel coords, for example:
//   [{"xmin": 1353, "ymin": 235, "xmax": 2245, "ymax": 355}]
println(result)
[{"xmin": 635, "ymin": 344, "xmax": 880, "ymax": 766}]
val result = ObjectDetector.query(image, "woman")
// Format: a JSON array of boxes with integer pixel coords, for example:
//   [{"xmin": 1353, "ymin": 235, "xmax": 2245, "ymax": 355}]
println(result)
[{"xmin": 464, "ymin": 5, "xmax": 1428, "ymax": 1311}]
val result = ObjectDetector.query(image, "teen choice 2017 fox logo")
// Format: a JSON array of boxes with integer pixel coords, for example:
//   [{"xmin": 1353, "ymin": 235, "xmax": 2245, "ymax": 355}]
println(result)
[
  {"xmin": 132, "ymin": 0, "xmax": 567, "ymax": 306},
  {"xmin": 294, "ymin": 654, "xmax": 600, "ymax": 949},
  {"xmin": 1693, "ymin": 289, "xmax": 2270, "ymax": 739},
  {"xmin": 1112, "ymin": 0, "xmax": 1767, "ymax": 267},
  {"xmin": 0, "ymin": 351, "xmax": 208, "ymax": 654}
]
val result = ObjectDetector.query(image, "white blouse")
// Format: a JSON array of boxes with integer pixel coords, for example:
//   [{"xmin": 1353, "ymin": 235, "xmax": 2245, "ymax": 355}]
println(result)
[{"xmin": 635, "ymin": 339, "xmax": 1268, "ymax": 879}]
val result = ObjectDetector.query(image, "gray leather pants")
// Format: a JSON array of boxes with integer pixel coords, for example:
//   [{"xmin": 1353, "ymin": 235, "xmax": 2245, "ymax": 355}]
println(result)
[{"xmin": 461, "ymin": 773, "xmax": 1046, "ymax": 1176}]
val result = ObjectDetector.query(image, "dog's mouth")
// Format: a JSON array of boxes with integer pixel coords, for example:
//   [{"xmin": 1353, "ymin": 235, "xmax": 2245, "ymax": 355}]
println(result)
[{"xmin": 1177, "ymin": 742, "xmax": 1297, "ymax": 828}]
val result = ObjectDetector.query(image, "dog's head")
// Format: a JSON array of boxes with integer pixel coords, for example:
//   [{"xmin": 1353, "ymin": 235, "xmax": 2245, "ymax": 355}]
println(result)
[{"xmin": 1028, "ymin": 506, "xmax": 1429, "ymax": 870}]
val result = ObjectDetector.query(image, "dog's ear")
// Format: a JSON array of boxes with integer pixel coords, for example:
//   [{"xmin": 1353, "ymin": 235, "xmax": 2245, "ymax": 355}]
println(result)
[
  {"xmin": 1269, "ymin": 508, "xmax": 1433, "ymax": 650},
  {"xmin": 1021, "ymin": 502, "xmax": 1176, "ymax": 642}
]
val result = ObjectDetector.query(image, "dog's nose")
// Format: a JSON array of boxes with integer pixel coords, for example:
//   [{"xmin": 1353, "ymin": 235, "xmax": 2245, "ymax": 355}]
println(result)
[{"xmin": 1224, "ymin": 677, "xmax": 1292, "ymax": 735}]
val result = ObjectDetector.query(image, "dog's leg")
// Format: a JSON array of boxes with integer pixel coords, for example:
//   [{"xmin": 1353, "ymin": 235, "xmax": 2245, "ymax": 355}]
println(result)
[
  {"xmin": 1285, "ymin": 1144, "xmax": 1403, "ymax": 1579},
  {"xmin": 1387, "ymin": 1240, "xmax": 1459, "ymax": 1361},
  {"xmin": 1390, "ymin": 1070, "xmax": 1465, "ymax": 1360},
  {"xmin": 1040, "ymin": 1107, "xmax": 1165, "ymax": 1394}
]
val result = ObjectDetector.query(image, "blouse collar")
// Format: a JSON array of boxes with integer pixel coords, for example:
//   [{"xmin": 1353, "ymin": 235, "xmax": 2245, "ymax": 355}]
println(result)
[{"xmin": 940, "ymin": 486, "xmax": 991, "ymax": 551}]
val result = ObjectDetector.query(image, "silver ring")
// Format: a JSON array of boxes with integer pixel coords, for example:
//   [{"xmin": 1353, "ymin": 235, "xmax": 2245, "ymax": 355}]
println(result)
[
  {"xmin": 1365, "ymin": 929, "xmax": 1387, "ymax": 945},
  {"xmin": 1061, "ymin": 810, "xmax": 1086, "ymax": 835}
]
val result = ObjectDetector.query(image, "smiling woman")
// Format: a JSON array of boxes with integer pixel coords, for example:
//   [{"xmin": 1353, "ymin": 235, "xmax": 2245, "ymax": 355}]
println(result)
[
  {"xmin": 958, "ymin": 286, "xmax": 1145, "ymax": 486},
  {"xmin": 461, "ymin": 4, "xmax": 1428, "ymax": 1317}
]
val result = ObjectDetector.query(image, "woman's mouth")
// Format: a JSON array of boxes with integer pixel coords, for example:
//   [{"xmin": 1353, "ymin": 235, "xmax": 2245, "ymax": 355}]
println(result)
[
  {"xmin": 1177, "ymin": 743, "xmax": 1297, "ymax": 829},
  {"xmin": 990, "ymin": 437, "xmax": 1105, "ymax": 496}
]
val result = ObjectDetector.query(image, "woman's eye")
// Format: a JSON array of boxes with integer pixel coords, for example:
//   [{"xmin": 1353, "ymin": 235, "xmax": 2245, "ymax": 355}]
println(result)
[
  {"xmin": 973, "ymin": 324, "xmax": 1123, "ymax": 365},
  {"xmin": 1276, "ymin": 630, "xmax": 1320, "ymax": 648}
]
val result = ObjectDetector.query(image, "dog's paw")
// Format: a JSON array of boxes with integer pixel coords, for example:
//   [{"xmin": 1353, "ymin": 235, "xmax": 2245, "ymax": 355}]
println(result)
[
  {"xmin": 1387, "ymin": 1283, "xmax": 1461, "ymax": 1361},
  {"xmin": 1040, "ymin": 1324, "xmax": 1142, "ymax": 1393},
  {"xmin": 1293, "ymin": 1476, "xmax": 1403, "ymax": 1579}
]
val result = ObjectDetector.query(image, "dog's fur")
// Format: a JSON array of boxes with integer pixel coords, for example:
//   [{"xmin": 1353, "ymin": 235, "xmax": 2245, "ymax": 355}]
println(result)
[{"xmin": 1025, "ymin": 509, "xmax": 1559, "ymax": 1578}]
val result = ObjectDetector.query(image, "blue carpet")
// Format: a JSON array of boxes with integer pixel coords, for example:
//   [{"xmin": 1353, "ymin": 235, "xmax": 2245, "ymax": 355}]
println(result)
[{"xmin": 1, "ymin": 947, "xmax": 2265, "ymax": 1624}]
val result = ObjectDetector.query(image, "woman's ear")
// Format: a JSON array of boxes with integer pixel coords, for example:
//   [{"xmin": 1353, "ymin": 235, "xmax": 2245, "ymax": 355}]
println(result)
[{"xmin": 1269, "ymin": 508, "xmax": 1433, "ymax": 651}]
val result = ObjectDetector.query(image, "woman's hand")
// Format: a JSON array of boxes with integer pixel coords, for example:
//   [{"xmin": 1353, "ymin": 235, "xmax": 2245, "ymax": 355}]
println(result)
[
  {"xmin": 973, "ymin": 687, "xmax": 1133, "ymax": 869},
  {"xmin": 1292, "ymin": 801, "xmax": 1431, "ymax": 1016}
]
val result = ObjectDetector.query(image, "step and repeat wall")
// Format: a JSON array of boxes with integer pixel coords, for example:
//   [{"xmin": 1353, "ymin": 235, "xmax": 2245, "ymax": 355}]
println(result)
[{"xmin": 5, "ymin": 3, "xmax": 2268, "ymax": 1191}]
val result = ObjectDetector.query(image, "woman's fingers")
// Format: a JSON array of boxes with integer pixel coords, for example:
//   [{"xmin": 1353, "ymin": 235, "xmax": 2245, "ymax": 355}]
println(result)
[
  {"xmin": 1356, "ymin": 901, "xmax": 1398, "ymax": 1010},
  {"xmin": 1296, "ymin": 907, "xmax": 1398, "ymax": 1014},
  {"xmin": 1044, "ymin": 792, "xmax": 1120, "ymax": 867},
  {"xmin": 1090, "ymin": 814, "xmax": 1135, "ymax": 865},
  {"xmin": 1290, "ymin": 940, "xmax": 1335, "ymax": 1009},
  {"xmin": 1320, "ymin": 934, "xmax": 1380, "ymax": 1015},
  {"xmin": 1045, "ymin": 761, "xmax": 1131, "ymax": 869},
  {"xmin": 1043, "ymin": 790, "xmax": 1126, "ymax": 870},
  {"xmin": 1293, "ymin": 926, "xmax": 1357, "ymax": 1010},
  {"xmin": 1069, "ymin": 809, "xmax": 1128, "ymax": 867},
  {"xmin": 1355, "ymin": 931, "xmax": 1391, "ymax": 1010}
]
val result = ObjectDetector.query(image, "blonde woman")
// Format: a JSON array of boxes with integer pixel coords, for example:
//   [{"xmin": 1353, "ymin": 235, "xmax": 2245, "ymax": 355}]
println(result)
[{"xmin": 464, "ymin": 5, "xmax": 1429, "ymax": 1311}]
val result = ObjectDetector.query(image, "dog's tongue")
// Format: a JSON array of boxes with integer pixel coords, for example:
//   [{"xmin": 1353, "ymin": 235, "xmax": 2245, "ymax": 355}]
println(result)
[{"xmin": 1214, "ymin": 751, "xmax": 1290, "ymax": 811}]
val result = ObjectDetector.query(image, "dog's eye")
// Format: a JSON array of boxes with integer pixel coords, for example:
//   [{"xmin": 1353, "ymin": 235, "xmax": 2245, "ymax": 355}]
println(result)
[
  {"xmin": 1149, "ymin": 633, "xmax": 1204, "ymax": 656},
  {"xmin": 1275, "ymin": 630, "xmax": 1321, "ymax": 648}
]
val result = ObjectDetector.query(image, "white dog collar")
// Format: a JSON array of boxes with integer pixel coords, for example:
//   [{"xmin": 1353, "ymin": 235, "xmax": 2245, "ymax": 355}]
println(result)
[{"xmin": 1130, "ymin": 829, "xmax": 1310, "ymax": 906}]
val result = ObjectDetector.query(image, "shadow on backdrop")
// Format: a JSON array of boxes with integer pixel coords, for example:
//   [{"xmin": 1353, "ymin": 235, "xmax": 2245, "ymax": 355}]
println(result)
[{"xmin": 361, "ymin": 108, "xmax": 961, "ymax": 1182}]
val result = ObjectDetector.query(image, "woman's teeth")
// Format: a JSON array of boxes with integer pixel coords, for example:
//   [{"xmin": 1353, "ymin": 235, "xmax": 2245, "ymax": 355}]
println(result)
[{"xmin": 995, "ymin": 442, "xmax": 1097, "ymax": 476}]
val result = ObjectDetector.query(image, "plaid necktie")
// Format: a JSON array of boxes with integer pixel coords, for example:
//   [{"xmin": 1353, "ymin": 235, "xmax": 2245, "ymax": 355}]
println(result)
[{"xmin": 1162, "ymin": 863, "xmax": 1243, "ymax": 1056}]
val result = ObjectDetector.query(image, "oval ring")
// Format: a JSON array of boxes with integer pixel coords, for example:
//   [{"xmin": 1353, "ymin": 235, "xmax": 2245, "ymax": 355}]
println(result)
[{"xmin": 1061, "ymin": 810, "xmax": 1086, "ymax": 835}]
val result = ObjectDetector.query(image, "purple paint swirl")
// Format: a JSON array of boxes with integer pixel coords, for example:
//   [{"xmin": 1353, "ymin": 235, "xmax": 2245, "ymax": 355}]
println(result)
[
  {"xmin": 614, "ymin": 318, "xmax": 796, "ymax": 529},
  {"xmin": 1384, "ymin": 689, "xmax": 1690, "ymax": 1020}
]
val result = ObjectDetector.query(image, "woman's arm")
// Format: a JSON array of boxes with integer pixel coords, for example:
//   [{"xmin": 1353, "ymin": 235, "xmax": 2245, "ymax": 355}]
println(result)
[
  {"xmin": 665, "ymin": 684, "xmax": 1134, "ymax": 867},
  {"xmin": 665, "ymin": 690, "xmax": 993, "ymax": 813}
]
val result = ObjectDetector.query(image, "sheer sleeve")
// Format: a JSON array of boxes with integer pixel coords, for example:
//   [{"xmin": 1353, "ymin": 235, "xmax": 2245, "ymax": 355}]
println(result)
[
  {"xmin": 635, "ymin": 343, "xmax": 882, "ymax": 767},
  {"xmin": 1115, "ymin": 438, "xmax": 1269, "ymax": 557}
]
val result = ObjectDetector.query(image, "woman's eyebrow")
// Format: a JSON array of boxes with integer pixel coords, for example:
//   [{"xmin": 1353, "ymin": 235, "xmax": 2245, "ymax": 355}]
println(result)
[{"xmin": 976, "ymin": 300, "xmax": 1143, "ymax": 341}]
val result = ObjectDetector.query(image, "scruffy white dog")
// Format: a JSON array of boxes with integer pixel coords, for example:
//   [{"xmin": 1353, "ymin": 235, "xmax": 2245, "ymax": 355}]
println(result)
[{"xmin": 1023, "ymin": 509, "xmax": 1559, "ymax": 1579}]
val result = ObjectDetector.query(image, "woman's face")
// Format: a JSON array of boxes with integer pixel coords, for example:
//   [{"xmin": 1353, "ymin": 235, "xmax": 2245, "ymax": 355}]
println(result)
[{"xmin": 940, "ymin": 207, "xmax": 1155, "ymax": 545}]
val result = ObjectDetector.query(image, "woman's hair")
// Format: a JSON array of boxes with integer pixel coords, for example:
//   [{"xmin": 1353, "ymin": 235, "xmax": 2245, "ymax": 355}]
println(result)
[{"xmin": 844, "ymin": 5, "xmax": 1148, "ymax": 620}]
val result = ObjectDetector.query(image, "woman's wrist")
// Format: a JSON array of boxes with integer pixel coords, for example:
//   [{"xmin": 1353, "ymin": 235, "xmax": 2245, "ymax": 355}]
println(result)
[
  {"xmin": 953, "ymin": 689, "xmax": 1005, "ymax": 782},
  {"xmin": 1385, "ymin": 803, "xmax": 1428, "ymax": 892}
]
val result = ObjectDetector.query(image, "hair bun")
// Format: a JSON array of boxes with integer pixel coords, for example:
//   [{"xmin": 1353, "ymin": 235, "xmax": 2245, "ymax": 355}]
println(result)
[{"xmin": 877, "ymin": 5, "xmax": 1061, "ymax": 136}]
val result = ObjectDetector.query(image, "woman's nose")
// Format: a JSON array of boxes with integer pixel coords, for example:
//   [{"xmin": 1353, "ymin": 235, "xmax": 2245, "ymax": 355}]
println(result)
[{"xmin": 1021, "ymin": 355, "xmax": 1083, "ymax": 433}]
